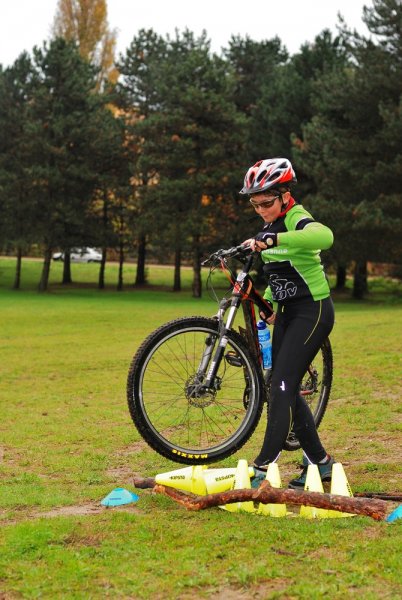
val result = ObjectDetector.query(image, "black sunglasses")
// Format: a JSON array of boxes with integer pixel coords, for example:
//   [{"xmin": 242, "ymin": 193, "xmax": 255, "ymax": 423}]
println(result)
[{"xmin": 249, "ymin": 195, "xmax": 281, "ymax": 209}]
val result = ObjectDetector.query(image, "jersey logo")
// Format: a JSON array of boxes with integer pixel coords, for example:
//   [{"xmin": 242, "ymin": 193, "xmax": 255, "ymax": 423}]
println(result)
[
  {"xmin": 280, "ymin": 381, "xmax": 286, "ymax": 391},
  {"xmin": 269, "ymin": 274, "xmax": 298, "ymax": 301}
]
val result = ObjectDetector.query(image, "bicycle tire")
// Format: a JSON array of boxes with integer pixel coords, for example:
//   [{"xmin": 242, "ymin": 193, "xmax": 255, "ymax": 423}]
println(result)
[
  {"xmin": 127, "ymin": 316, "xmax": 265, "ymax": 465},
  {"xmin": 283, "ymin": 337, "xmax": 333, "ymax": 451}
]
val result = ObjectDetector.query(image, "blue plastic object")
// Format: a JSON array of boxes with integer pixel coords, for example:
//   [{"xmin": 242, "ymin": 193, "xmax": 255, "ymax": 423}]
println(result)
[
  {"xmin": 257, "ymin": 320, "xmax": 272, "ymax": 369},
  {"xmin": 101, "ymin": 487, "xmax": 139, "ymax": 507},
  {"xmin": 386, "ymin": 504, "xmax": 402, "ymax": 523}
]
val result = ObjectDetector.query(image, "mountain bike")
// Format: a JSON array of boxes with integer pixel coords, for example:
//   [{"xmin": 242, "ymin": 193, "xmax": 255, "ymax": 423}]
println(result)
[{"xmin": 127, "ymin": 245, "xmax": 333, "ymax": 465}]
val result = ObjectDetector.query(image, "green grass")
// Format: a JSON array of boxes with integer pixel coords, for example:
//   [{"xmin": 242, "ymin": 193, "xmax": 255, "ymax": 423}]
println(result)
[{"xmin": 0, "ymin": 257, "xmax": 401, "ymax": 599}]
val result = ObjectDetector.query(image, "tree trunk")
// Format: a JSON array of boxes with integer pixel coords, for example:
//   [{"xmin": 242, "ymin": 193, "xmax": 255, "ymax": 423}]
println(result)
[
  {"xmin": 117, "ymin": 241, "xmax": 124, "ymax": 291},
  {"xmin": 135, "ymin": 234, "xmax": 147, "ymax": 286},
  {"xmin": 38, "ymin": 245, "xmax": 52, "ymax": 292},
  {"xmin": 192, "ymin": 235, "xmax": 202, "ymax": 298},
  {"xmin": 13, "ymin": 246, "xmax": 22, "ymax": 290},
  {"xmin": 335, "ymin": 264, "xmax": 346, "ymax": 290},
  {"xmin": 173, "ymin": 245, "xmax": 181, "ymax": 292},
  {"xmin": 98, "ymin": 191, "xmax": 108, "ymax": 289},
  {"xmin": 98, "ymin": 248, "xmax": 107, "ymax": 289},
  {"xmin": 62, "ymin": 251, "xmax": 72, "ymax": 284},
  {"xmin": 353, "ymin": 260, "xmax": 368, "ymax": 299}
]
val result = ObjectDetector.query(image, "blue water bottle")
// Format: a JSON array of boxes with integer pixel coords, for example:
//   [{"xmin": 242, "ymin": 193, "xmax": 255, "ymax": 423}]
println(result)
[{"xmin": 257, "ymin": 320, "xmax": 272, "ymax": 369}]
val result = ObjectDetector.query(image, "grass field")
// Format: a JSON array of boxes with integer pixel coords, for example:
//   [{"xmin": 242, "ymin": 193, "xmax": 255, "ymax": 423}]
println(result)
[{"xmin": 0, "ymin": 257, "xmax": 401, "ymax": 599}]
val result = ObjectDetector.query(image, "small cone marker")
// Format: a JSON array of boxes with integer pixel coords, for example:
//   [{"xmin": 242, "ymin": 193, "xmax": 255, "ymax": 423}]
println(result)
[
  {"xmin": 328, "ymin": 463, "xmax": 355, "ymax": 518},
  {"xmin": 101, "ymin": 488, "xmax": 139, "ymax": 507},
  {"xmin": 257, "ymin": 463, "xmax": 287, "ymax": 517},
  {"xmin": 221, "ymin": 459, "xmax": 256, "ymax": 513},
  {"xmin": 386, "ymin": 504, "xmax": 402, "ymax": 523},
  {"xmin": 299, "ymin": 465, "xmax": 329, "ymax": 519},
  {"xmin": 155, "ymin": 465, "xmax": 207, "ymax": 495},
  {"xmin": 204, "ymin": 467, "xmax": 255, "ymax": 494}
]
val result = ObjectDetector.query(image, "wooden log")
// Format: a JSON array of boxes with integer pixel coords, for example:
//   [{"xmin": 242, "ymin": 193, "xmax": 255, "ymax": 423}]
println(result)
[
  {"xmin": 153, "ymin": 480, "xmax": 388, "ymax": 521},
  {"xmin": 353, "ymin": 492, "xmax": 402, "ymax": 502},
  {"xmin": 133, "ymin": 476, "xmax": 156, "ymax": 489}
]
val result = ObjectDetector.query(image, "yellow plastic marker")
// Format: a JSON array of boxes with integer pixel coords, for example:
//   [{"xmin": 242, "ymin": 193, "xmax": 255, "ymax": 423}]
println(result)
[
  {"xmin": 221, "ymin": 459, "xmax": 256, "ymax": 513},
  {"xmin": 203, "ymin": 467, "xmax": 255, "ymax": 494},
  {"xmin": 299, "ymin": 464, "xmax": 329, "ymax": 519},
  {"xmin": 155, "ymin": 465, "xmax": 207, "ymax": 495},
  {"xmin": 328, "ymin": 463, "xmax": 355, "ymax": 518},
  {"xmin": 257, "ymin": 462, "xmax": 287, "ymax": 517}
]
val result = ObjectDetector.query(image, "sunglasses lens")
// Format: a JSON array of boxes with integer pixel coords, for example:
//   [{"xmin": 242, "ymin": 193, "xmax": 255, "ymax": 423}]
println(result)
[{"xmin": 250, "ymin": 196, "xmax": 278, "ymax": 209}]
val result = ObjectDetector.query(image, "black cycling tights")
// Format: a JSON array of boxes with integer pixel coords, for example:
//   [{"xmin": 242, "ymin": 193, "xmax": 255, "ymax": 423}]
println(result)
[{"xmin": 254, "ymin": 296, "xmax": 335, "ymax": 467}]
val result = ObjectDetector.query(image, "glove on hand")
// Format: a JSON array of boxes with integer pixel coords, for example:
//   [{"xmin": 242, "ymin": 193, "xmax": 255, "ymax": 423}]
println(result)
[{"xmin": 254, "ymin": 231, "xmax": 278, "ymax": 248}]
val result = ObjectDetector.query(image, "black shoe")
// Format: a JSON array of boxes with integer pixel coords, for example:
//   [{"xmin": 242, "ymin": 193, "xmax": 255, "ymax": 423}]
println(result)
[
  {"xmin": 288, "ymin": 456, "xmax": 335, "ymax": 489},
  {"xmin": 251, "ymin": 465, "xmax": 267, "ymax": 489}
]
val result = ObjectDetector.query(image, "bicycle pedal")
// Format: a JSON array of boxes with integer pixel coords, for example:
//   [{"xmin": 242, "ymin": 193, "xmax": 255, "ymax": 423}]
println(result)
[{"xmin": 225, "ymin": 351, "xmax": 243, "ymax": 367}]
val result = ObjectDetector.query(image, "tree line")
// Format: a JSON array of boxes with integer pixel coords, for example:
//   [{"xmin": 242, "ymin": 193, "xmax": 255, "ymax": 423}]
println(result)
[{"xmin": 0, "ymin": 0, "xmax": 401, "ymax": 297}]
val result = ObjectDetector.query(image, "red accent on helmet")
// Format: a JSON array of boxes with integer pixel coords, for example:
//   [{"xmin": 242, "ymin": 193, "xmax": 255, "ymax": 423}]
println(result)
[{"xmin": 240, "ymin": 158, "xmax": 296, "ymax": 195}]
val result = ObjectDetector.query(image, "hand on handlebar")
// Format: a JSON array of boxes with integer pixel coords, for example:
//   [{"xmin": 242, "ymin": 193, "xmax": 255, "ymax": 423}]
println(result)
[{"xmin": 245, "ymin": 232, "xmax": 278, "ymax": 252}]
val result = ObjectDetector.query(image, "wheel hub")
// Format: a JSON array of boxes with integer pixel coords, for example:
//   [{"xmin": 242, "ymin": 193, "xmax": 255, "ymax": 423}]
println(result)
[{"xmin": 185, "ymin": 374, "xmax": 217, "ymax": 408}]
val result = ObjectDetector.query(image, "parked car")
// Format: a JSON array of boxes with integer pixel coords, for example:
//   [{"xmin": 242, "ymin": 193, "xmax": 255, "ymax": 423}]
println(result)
[{"xmin": 52, "ymin": 247, "xmax": 102, "ymax": 263}]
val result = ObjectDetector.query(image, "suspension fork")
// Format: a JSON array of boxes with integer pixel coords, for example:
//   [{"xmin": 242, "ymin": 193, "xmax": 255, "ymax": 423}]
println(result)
[
  {"xmin": 203, "ymin": 295, "xmax": 242, "ymax": 388},
  {"xmin": 195, "ymin": 298, "xmax": 229, "ymax": 378}
]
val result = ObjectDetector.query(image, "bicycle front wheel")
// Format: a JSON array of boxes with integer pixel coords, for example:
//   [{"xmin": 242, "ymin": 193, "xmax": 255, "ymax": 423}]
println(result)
[{"xmin": 127, "ymin": 316, "xmax": 265, "ymax": 464}]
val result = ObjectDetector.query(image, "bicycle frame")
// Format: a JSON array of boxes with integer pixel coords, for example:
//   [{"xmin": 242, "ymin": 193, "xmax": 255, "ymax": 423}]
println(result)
[
  {"xmin": 201, "ymin": 251, "xmax": 274, "ymax": 391},
  {"xmin": 202, "ymin": 248, "xmax": 319, "ymax": 398}
]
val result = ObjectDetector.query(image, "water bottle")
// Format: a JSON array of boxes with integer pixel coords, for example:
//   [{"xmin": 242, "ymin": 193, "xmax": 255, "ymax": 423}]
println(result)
[{"xmin": 257, "ymin": 320, "xmax": 272, "ymax": 369}]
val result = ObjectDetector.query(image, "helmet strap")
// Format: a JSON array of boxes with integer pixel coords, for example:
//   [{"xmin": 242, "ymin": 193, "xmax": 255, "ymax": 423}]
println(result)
[{"xmin": 278, "ymin": 196, "xmax": 295, "ymax": 218}]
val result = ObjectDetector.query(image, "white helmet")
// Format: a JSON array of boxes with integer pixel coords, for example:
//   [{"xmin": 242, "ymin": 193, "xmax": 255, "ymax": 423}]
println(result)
[{"xmin": 240, "ymin": 158, "xmax": 296, "ymax": 195}]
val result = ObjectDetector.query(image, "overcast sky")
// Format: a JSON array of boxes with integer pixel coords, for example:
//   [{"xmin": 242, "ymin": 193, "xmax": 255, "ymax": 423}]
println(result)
[{"xmin": 1, "ymin": 0, "xmax": 373, "ymax": 68}]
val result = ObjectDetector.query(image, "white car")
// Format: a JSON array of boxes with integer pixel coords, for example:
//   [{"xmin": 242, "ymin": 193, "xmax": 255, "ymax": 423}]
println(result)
[{"xmin": 52, "ymin": 247, "xmax": 102, "ymax": 263}]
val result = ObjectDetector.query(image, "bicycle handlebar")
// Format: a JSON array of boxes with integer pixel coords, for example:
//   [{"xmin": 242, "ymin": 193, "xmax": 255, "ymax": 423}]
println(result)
[{"xmin": 202, "ymin": 244, "xmax": 253, "ymax": 266}]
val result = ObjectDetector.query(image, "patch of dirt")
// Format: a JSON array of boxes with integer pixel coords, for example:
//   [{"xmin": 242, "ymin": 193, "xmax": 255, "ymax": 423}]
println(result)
[
  {"xmin": 39, "ymin": 503, "xmax": 106, "ymax": 518},
  {"xmin": 179, "ymin": 579, "xmax": 290, "ymax": 599},
  {"xmin": 117, "ymin": 440, "xmax": 148, "ymax": 455},
  {"xmin": 106, "ymin": 464, "xmax": 137, "ymax": 482},
  {"xmin": 0, "ymin": 503, "xmax": 141, "ymax": 526}
]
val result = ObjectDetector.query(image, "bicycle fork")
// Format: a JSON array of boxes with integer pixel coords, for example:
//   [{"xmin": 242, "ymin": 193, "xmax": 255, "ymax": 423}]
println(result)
[{"xmin": 198, "ymin": 301, "xmax": 240, "ymax": 391}]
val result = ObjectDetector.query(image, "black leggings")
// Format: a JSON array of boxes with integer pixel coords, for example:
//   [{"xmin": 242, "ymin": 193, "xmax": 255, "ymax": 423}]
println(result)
[{"xmin": 254, "ymin": 296, "xmax": 335, "ymax": 466}]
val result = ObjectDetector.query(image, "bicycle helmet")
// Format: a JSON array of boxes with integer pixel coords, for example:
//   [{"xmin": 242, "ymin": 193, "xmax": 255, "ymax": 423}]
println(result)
[{"xmin": 239, "ymin": 158, "xmax": 296, "ymax": 195}]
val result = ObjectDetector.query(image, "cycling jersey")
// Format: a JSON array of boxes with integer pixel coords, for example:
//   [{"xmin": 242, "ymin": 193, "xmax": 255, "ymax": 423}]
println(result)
[
  {"xmin": 261, "ymin": 202, "xmax": 333, "ymax": 304},
  {"xmin": 253, "ymin": 199, "xmax": 335, "ymax": 467}
]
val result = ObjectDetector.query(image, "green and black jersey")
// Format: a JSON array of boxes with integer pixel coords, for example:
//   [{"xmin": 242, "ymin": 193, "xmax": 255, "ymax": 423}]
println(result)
[{"xmin": 261, "ymin": 203, "xmax": 333, "ymax": 304}]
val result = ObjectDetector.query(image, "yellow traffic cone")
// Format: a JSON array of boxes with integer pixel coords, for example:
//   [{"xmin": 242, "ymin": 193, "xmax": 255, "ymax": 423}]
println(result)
[
  {"xmin": 155, "ymin": 465, "xmax": 207, "ymax": 495},
  {"xmin": 257, "ymin": 463, "xmax": 287, "ymax": 517},
  {"xmin": 221, "ymin": 459, "xmax": 256, "ymax": 513},
  {"xmin": 299, "ymin": 464, "xmax": 329, "ymax": 519},
  {"xmin": 203, "ymin": 467, "xmax": 255, "ymax": 494},
  {"xmin": 328, "ymin": 463, "xmax": 355, "ymax": 518}
]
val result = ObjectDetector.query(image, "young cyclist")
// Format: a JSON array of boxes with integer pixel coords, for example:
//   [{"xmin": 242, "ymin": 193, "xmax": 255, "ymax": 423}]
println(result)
[{"xmin": 240, "ymin": 157, "xmax": 335, "ymax": 488}]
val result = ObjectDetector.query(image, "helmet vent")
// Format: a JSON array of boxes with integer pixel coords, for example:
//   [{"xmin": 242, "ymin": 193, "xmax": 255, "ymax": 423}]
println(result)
[{"xmin": 256, "ymin": 169, "xmax": 267, "ymax": 182}]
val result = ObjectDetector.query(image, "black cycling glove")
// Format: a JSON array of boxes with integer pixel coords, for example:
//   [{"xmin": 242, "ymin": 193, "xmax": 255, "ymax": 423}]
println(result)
[{"xmin": 254, "ymin": 231, "xmax": 278, "ymax": 248}]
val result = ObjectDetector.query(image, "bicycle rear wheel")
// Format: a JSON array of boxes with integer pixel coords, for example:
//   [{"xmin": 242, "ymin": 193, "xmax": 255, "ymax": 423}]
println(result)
[
  {"xmin": 127, "ymin": 316, "xmax": 265, "ymax": 464},
  {"xmin": 283, "ymin": 337, "xmax": 333, "ymax": 450}
]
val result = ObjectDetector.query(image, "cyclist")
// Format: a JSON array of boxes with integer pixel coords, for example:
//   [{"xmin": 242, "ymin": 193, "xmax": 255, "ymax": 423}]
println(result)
[{"xmin": 240, "ymin": 157, "xmax": 335, "ymax": 488}]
